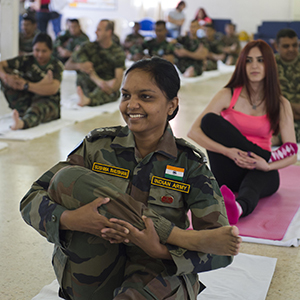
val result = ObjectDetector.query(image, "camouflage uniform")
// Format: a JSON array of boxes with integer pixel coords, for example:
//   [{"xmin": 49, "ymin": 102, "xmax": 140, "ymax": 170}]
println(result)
[
  {"xmin": 71, "ymin": 41, "xmax": 125, "ymax": 106},
  {"xmin": 275, "ymin": 53, "xmax": 300, "ymax": 142},
  {"xmin": 123, "ymin": 33, "xmax": 145, "ymax": 56},
  {"xmin": 53, "ymin": 30, "xmax": 89, "ymax": 63},
  {"xmin": 20, "ymin": 124, "xmax": 232, "ymax": 299},
  {"xmin": 0, "ymin": 54, "xmax": 64, "ymax": 129},
  {"xmin": 175, "ymin": 35, "xmax": 204, "ymax": 76},
  {"xmin": 200, "ymin": 36, "xmax": 224, "ymax": 71},
  {"xmin": 19, "ymin": 29, "xmax": 40, "ymax": 54},
  {"xmin": 221, "ymin": 35, "xmax": 241, "ymax": 65},
  {"xmin": 142, "ymin": 39, "xmax": 175, "ymax": 58}
]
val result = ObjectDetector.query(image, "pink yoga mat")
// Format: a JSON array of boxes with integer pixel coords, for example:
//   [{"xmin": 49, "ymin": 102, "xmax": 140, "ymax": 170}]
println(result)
[{"xmin": 237, "ymin": 165, "xmax": 300, "ymax": 240}]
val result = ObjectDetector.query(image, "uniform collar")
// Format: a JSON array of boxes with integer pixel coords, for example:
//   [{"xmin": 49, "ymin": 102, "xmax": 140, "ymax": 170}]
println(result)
[
  {"xmin": 111, "ymin": 124, "xmax": 177, "ymax": 159},
  {"xmin": 277, "ymin": 53, "xmax": 300, "ymax": 66}
]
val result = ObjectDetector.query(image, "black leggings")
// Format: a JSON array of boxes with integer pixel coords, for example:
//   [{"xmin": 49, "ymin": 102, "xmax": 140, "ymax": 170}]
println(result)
[{"xmin": 201, "ymin": 113, "xmax": 280, "ymax": 217}]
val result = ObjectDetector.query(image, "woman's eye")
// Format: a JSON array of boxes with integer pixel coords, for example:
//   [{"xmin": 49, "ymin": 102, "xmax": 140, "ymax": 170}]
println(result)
[
  {"xmin": 141, "ymin": 94, "xmax": 151, "ymax": 100},
  {"xmin": 121, "ymin": 93, "xmax": 130, "ymax": 99},
  {"xmin": 258, "ymin": 58, "xmax": 264, "ymax": 63},
  {"xmin": 246, "ymin": 58, "xmax": 251, "ymax": 63}
]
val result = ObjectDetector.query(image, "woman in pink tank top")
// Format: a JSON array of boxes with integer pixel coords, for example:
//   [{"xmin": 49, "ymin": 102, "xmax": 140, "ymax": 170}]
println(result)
[{"xmin": 188, "ymin": 40, "xmax": 297, "ymax": 225}]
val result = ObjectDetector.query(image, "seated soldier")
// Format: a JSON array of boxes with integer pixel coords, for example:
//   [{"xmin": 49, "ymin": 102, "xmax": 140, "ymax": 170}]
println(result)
[
  {"xmin": 65, "ymin": 19, "xmax": 125, "ymax": 107},
  {"xmin": 53, "ymin": 18, "xmax": 89, "ymax": 64},
  {"xmin": 201, "ymin": 24, "xmax": 225, "ymax": 71},
  {"xmin": 19, "ymin": 13, "xmax": 40, "ymax": 55},
  {"xmin": 221, "ymin": 23, "xmax": 241, "ymax": 65},
  {"xmin": 0, "ymin": 33, "xmax": 64, "ymax": 130},
  {"xmin": 123, "ymin": 22, "xmax": 145, "ymax": 61},
  {"xmin": 274, "ymin": 28, "xmax": 300, "ymax": 144},
  {"xmin": 174, "ymin": 19, "xmax": 208, "ymax": 77},
  {"xmin": 142, "ymin": 20, "xmax": 175, "ymax": 64}
]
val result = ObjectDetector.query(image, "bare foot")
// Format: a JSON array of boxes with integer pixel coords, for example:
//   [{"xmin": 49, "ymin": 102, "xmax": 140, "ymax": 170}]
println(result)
[
  {"xmin": 185, "ymin": 226, "xmax": 242, "ymax": 256},
  {"xmin": 76, "ymin": 86, "xmax": 91, "ymax": 107},
  {"xmin": 10, "ymin": 109, "xmax": 24, "ymax": 130},
  {"xmin": 183, "ymin": 66, "xmax": 195, "ymax": 78}
]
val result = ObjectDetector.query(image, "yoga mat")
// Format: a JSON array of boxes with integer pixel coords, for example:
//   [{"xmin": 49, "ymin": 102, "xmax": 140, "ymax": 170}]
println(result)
[
  {"xmin": 0, "ymin": 142, "xmax": 8, "ymax": 151},
  {"xmin": 32, "ymin": 253, "xmax": 277, "ymax": 300},
  {"xmin": 0, "ymin": 113, "xmax": 74, "ymax": 141},
  {"xmin": 237, "ymin": 165, "xmax": 300, "ymax": 241}
]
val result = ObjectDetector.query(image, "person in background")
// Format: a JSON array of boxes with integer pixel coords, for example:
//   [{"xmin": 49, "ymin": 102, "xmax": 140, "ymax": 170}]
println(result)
[
  {"xmin": 142, "ymin": 20, "xmax": 175, "ymax": 64},
  {"xmin": 221, "ymin": 23, "xmax": 241, "ymax": 65},
  {"xmin": 274, "ymin": 28, "xmax": 300, "ymax": 144},
  {"xmin": 19, "ymin": 13, "xmax": 40, "ymax": 55},
  {"xmin": 53, "ymin": 18, "xmax": 89, "ymax": 64},
  {"xmin": 188, "ymin": 40, "xmax": 297, "ymax": 225},
  {"xmin": 166, "ymin": 1, "xmax": 186, "ymax": 39},
  {"xmin": 0, "ymin": 33, "xmax": 64, "ymax": 130},
  {"xmin": 65, "ymin": 19, "xmax": 125, "ymax": 107},
  {"xmin": 174, "ymin": 19, "xmax": 208, "ymax": 77},
  {"xmin": 30, "ymin": 0, "xmax": 65, "ymax": 37},
  {"xmin": 20, "ymin": 56, "xmax": 240, "ymax": 300},
  {"xmin": 123, "ymin": 22, "xmax": 145, "ymax": 61},
  {"xmin": 201, "ymin": 24, "xmax": 225, "ymax": 71}
]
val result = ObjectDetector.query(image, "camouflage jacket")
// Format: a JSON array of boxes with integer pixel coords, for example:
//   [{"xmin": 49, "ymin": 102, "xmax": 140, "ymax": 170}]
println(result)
[
  {"xmin": 200, "ymin": 36, "xmax": 224, "ymax": 54},
  {"xmin": 275, "ymin": 53, "xmax": 300, "ymax": 104},
  {"xmin": 19, "ymin": 30, "xmax": 40, "ymax": 54},
  {"xmin": 175, "ymin": 35, "xmax": 204, "ymax": 75},
  {"xmin": 221, "ymin": 34, "xmax": 241, "ymax": 57},
  {"xmin": 143, "ymin": 38, "xmax": 175, "ymax": 57},
  {"xmin": 20, "ymin": 124, "xmax": 232, "ymax": 277},
  {"xmin": 71, "ymin": 41, "xmax": 125, "ymax": 81},
  {"xmin": 53, "ymin": 30, "xmax": 89, "ymax": 53},
  {"xmin": 6, "ymin": 54, "xmax": 64, "ymax": 104}
]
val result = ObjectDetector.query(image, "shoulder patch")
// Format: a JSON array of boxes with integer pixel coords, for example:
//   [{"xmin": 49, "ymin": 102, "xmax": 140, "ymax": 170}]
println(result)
[
  {"xmin": 175, "ymin": 138, "xmax": 207, "ymax": 163},
  {"xmin": 86, "ymin": 126, "xmax": 123, "ymax": 142}
]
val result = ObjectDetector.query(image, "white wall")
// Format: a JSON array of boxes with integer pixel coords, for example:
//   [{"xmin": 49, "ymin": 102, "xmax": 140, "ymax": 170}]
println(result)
[{"xmin": 0, "ymin": 0, "xmax": 19, "ymax": 60}]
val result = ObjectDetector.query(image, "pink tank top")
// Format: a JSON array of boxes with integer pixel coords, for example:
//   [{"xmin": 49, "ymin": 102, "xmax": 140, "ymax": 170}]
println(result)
[{"xmin": 220, "ymin": 87, "xmax": 272, "ymax": 151}]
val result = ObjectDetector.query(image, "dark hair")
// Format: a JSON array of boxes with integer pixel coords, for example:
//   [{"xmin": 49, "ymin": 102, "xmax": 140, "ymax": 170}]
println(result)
[
  {"xmin": 101, "ymin": 19, "xmax": 114, "ymax": 32},
  {"xmin": 225, "ymin": 39, "xmax": 282, "ymax": 134},
  {"xmin": 68, "ymin": 18, "xmax": 80, "ymax": 25},
  {"xmin": 276, "ymin": 28, "xmax": 298, "ymax": 44},
  {"xmin": 22, "ymin": 12, "xmax": 36, "ymax": 24},
  {"xmin": 155, "ymin": 20, "xmax": 166, "ymax": 27},
  {"xmin": 176, "ymin": 1, "xmax": 186, "ymax": 9},
  {"xmin": 195, "ymin": 8, "xmax": 209, "ymax": 20},
  {"xmin": 125, "ymin": 57, "xmax": 180, "ymax": 120},
  {"xmin": 32, "ymin": 32, "xmax": 53, "ymax": 50}
]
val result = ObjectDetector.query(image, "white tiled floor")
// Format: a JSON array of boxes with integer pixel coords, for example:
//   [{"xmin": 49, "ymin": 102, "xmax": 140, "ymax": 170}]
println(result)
[{"xmin": 0, "ymin": 72, "xmax": 300, "ymax": 299}]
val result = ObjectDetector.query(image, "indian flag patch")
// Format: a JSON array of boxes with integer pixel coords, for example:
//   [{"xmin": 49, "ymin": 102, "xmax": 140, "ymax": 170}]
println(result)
[{"xmin": 165, "ymin": 165, "xmax": 185, "ymax": 181}]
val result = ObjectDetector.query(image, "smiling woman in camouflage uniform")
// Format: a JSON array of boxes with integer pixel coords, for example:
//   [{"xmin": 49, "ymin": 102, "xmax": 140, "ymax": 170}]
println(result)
[
  {"xmin": 20, "ymin": 57, "xmax": 241, "ymax": 300},
  {"xmin": 0, "ymin": 32, "xmax": 64, "ymax": 130}
]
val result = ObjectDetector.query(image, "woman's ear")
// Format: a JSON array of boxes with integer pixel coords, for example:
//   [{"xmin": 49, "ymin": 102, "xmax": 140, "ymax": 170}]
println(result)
[{"xmin": 168, "ymin": 97, "xmax": 179, "ymax": 116}]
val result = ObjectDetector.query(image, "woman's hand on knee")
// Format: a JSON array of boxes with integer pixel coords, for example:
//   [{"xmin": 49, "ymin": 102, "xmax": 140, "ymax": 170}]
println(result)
[{"xmin": 60, "ymin": 197, "xmax": 128, "ymax": 237}]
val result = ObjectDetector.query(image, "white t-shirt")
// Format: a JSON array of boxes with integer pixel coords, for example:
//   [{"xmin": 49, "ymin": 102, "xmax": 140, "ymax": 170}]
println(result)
[{"xmin": 166, "ymin": 9, "xmax": 185, "ymax": 30}]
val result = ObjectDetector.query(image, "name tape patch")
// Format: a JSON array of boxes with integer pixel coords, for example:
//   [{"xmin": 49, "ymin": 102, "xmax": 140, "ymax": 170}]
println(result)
[
  {"xmin": 92, "ymin": 162, "xmax": 130, "ymax": 179},
  {"xmin": 151, "ymin": 176, "xmax": 190, "ymax": 193}
]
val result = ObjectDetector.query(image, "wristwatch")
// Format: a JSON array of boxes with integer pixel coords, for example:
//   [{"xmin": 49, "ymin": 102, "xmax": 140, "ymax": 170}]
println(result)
[{"xmin": 23, "ymin": 82, "xmax": 29, "ymax": 91}]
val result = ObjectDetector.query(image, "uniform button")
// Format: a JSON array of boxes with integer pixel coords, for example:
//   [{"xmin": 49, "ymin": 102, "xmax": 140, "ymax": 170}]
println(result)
[{"xmin": 51, "ymin": 215, "xmax": 57, "ymax": 222}]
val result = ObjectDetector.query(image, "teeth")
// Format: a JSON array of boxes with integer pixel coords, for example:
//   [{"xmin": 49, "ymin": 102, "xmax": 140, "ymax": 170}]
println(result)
[{"xmin": 129, "ymin": 114, "xmax": 144, "ymax": 118}]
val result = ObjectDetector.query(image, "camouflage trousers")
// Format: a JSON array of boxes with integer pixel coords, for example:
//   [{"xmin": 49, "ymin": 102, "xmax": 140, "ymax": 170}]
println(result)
[
  {"xmin": 175, "ymin": 59, "xmax": 203, "ymax": 76},
  {"xmin": 77, "ymin": 74, "xmax": 120, "ymax": 107},
  {"xmin": 1, "ymin": 83, "xmax": 60, "ymax": 129},
  {"xmin": 48, "ymin": 165, "xmax": 200, "ymax": 300},
  {"xmin": 203, "ymin": 59, "xmax": 217, "ymax": 71}
]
